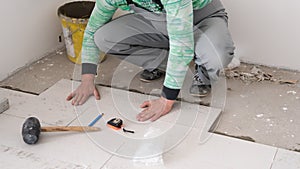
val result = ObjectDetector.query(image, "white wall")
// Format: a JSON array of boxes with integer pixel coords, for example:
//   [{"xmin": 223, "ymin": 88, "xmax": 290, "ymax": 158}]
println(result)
[
  {"xmin": 222, "ymin": 0, "xmax": 300, "ymax": 71},
  {"xmin": 0, "ymin": 0, "xmax": 70, "ymax": 81}
]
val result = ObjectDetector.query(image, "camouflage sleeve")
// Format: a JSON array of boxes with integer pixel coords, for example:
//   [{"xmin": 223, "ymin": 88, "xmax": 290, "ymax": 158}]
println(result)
[
  {"xmin": 81, "ymin": 0, "xmax": 117, "ymax": 74},
  {"xmin": 162, "ymin": 0, "xmax": 194, "ymax": 90}
]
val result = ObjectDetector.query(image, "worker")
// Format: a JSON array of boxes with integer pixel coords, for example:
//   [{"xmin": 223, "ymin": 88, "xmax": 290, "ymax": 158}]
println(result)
[{"xmin": 67, "ymin": 0, "xmax": 235, "ymax": 122}]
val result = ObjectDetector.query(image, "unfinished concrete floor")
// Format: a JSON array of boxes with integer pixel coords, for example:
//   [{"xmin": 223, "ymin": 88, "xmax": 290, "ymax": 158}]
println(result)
[{"xmin": 1, "ymin": 49, "xmax": 300, "ymax": 152}]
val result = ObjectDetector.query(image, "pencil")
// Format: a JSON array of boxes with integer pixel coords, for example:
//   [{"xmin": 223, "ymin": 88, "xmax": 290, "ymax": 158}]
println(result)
[{"xmin": 88, "ymin": 113, "xmax": 104, "ymax": 126}]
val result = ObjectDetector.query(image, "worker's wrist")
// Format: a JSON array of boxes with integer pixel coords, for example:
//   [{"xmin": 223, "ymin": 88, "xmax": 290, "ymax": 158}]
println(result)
[
  {"xmin": 161, "ymin": 86, "xmax": 180, "ymax": 100},
  {"xmin": 82, "ymin": 63, "xmax": 97, "ymax": 75},
  {"xmin": 81, "ymin": 74, "xmax": 95, "ymax": 83},
  {"xmin": 160, "ymin": 96, "xmax": 175, "ymax": 105}
]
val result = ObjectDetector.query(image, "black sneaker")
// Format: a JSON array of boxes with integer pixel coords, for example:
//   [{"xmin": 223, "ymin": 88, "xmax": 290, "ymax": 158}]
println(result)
[
  {"xmin": 189, "ymin": 65, "xmax": 211, "ymax": 97},
  {"xmin": 139, "ymin": 69, "xmax": 164, "ymax": 83}
]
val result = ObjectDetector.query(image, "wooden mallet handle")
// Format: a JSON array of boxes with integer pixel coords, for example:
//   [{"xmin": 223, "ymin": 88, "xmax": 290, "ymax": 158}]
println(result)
[{"xmin": 41, "ymin": 126, "xmax": 100, "ymax": 132}]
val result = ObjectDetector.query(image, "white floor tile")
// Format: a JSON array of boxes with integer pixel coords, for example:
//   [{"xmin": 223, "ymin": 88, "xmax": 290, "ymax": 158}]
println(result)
[
  {"xmin": 0, "ymin": 86, "xmax": 76, "ymax": 126},
  {"xmin": 166, "ymin": 132, "xmax": 277, "ymax": 169},
  {"xmin": 0, "ymin": 144, "xmax": 87, "ymax": 169},
  {"xmin": 65, "ymin": 78, "xmax": 221, "ymax": 159},
  {"xmin": 0, "ymin": 88, "xmax": 37, "ymax": 118},
  {"xmin": 103, "ymin": 130, "xmax": 277, "ymax": 169},
  {"xmin": 271, "ymin": 149, "xmax": 300, "ymax": 169}
]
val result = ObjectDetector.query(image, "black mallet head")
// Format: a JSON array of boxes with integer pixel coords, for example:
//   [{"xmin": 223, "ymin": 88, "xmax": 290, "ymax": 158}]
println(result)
[{"xmin": 22, "ymin": 117, "xmax": 41, "ymax": 145}]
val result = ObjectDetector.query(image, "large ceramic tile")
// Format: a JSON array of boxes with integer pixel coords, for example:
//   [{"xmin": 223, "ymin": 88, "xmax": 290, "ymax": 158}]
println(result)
[
  {"xmin": 0, "ymin": 144, "xmax": 87, "ymax": 169},
  {"xmin": 61, "ymin": 78, "xmax": 221, "ymax": 159},
  {"xmin": 0, "ymin": 80, "xmax": 77, "ymax": 126},
  {"xmin": 0, "ymin": 88, "xmax": 43, "ymax": 119},
  {"xmin": 0, "ymin": 114, "xmax": 112, "ymax": 169},
  {"xmin": 72, "ymin": 92, "xmax": 201, "ymax": 159},
  {"xmin": 164, "ymin": 132, "xmax": 277, "ymax": 169},
  {"xmin": 0, "ymin": 88, "xmax": 36, "ymax": 109},
  {"xmin": 103, "ymin": 130, "xmax": 277, "ymax": 169},
  {"xmin": 271, "ymin": 149, "xmax": 300, "ymax": 169}
]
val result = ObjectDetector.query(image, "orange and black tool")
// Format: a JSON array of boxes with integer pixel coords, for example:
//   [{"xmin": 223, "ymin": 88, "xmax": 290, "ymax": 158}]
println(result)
[
  {"xmin": 107, "ymin": 118, "xmax": 123, "ymax": 130},
  {"xmin": 107, "ymin": 118, "xmax": 134, "ymax": 133}
]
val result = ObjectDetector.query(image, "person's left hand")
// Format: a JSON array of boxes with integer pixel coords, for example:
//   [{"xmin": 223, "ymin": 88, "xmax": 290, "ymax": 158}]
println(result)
[{"xmin": 137, "ymin": 97, "xmax": 175, "ymax": 122}]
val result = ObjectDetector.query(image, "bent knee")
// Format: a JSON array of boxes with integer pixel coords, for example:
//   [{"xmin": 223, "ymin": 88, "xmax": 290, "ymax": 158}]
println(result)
[
  {"xmin": 204, "ymin": 46, "xmax": 235, "ymax": 82},
  {"xmin": 94, "ymin": 27, "xmax": 113, "ymax": 53}
]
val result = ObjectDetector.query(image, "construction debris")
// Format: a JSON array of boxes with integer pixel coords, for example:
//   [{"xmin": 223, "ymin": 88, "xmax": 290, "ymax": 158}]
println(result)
[
  {"xmin": 224, "ymin": 65, "xmax": 300, "ymax": 85},
  {"xmin": 287, "ymin": 91, "xmax": 297, "ymax": 95},
  {"xmin": 278, "ymin": 79, "xmax": 298, "ymax": 85},
  {"xmin": 224, "ymin": 66, "xmax": 277, "ymax": 83}
]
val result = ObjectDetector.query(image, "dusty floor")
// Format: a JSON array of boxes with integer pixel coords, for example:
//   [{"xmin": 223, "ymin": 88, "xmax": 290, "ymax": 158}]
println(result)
[{"xmin": 1, "ymin": 48, "xmax": 300, "ymax": 152}]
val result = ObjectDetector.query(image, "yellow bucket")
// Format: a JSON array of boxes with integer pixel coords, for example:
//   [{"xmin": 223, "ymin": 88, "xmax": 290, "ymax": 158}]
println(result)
[{"xmin": 57, "ymin": 1, "xmax": 105, "ymax": 64}]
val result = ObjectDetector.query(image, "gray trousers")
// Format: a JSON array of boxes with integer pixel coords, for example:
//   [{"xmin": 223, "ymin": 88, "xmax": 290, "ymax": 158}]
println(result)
[{"xmin": 94, "ymin": 5, "xmax": 235, "ymax": 83}]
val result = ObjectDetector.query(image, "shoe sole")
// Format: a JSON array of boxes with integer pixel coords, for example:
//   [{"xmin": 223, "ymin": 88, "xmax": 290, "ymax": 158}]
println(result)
[
  {"xmin": 139, "ymin": 78, "xmax": 152, "ymax": 83},
  {"xmin": 139, "ymin": 73, "xmax": 164, "ymax": 83},
  {"xmin": 139, "ymin": 69, "xmax": 165, "ymax": 83},
  {"xmin": 190, "ymin": 93, "xmax": 209, "ymax": 98},
  {"xmin": 139, "ymin": 77, "xmax": 164, "ymax": 83}
]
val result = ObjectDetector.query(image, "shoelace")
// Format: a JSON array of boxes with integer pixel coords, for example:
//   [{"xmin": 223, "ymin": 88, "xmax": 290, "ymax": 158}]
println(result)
[
  {"xmin": 193, "ymin": 74, "xmax": 205, "ymax": 85},
  {"xmin": 194, "ymin": 65, "xmax": 211, "ymax": 85}
]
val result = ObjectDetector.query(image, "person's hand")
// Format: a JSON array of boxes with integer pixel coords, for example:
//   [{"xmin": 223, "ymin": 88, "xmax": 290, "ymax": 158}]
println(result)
[
  {"xmin": 66, "ymin": 74, "xmax": 100, "ymax": 105},
  {"xmin": 137, "ymin": 97, "xmax": 175, "ymax": 122}
]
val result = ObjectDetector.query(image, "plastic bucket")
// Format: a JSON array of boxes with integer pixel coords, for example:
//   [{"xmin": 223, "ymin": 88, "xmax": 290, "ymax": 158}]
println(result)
[{"xmin": 57, "ymin": 1, "xmax": 105, "ymax": 64}]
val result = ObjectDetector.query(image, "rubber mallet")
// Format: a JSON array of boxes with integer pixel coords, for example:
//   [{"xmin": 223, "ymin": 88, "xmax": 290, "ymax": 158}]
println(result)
[{"xmin": 21, "ymin": 117, "xmax": 100, "ymax": 145}]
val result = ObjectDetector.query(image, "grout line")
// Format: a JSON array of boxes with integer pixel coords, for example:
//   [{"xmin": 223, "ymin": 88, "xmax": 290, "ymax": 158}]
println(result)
[
  {"xmin": 2, "ymin": 113, "xmax": 63, "ymax": 127},
  {"xmin": 66, "ymin": 106, "xmax": 97, "ymax": 127},
  {"xmin": 213, "ymin": 131, "xmax": 256, "ymax": 143},
  {"xmin": 99, "ymin": 142, "xmax": 125, "ymax": 169},
  {"xmin": 66, "ymin": 80, "xmax": 213, "ymax": 127},
  {"xmin": 65, "ymin": 116, "xmax": 78, "ymax": 127},
  {"xmin": 0, "ymin": 86, "xmax": 39, "ymax": 96},
  {"xmin": 99, "ymin": 154, "xmax": 115, "ymax": 169},
  {"xmin": 91, "ymin": 82, "xmax": 210, "ymax": 106},
  {"xmin": 269, "ymin": 148, "xmax": 279, "ymax": 169},
  {"xmin": 2, "ymin": 113, "xmax": 26, "ymax": 120}
]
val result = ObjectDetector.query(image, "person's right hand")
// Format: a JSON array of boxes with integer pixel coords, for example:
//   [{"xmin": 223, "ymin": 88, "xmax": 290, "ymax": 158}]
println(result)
[{"xmin": 66, "ymin": 74, "xmax": 100, "ymax": 105}]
